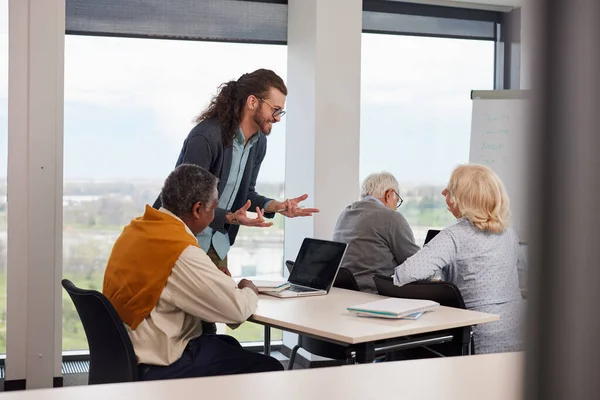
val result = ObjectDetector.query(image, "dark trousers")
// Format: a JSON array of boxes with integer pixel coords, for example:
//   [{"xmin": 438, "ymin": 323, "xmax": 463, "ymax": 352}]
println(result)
[{"xmin": 139, "ymin": 334, "xmax": 283, "ymax": 381}]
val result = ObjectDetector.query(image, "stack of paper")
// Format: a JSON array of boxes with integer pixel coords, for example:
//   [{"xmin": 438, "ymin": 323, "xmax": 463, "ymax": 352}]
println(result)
[
  {"xmin": 347, "ymin": 298, "xmax": 439, "ymax": 319},
  {"xmin": 252, "ymin": 280, "xmax": 290, "ymax": 293},
  {"xmin": 234, "ymin": 277, "xmax": 290, "ymax": 293},
  {"xmin": 354, "ymin": 311, "xmax": 426, "ymax": 320}
]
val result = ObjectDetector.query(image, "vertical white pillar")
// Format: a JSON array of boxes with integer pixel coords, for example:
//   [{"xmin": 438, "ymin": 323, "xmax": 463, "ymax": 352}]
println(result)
[
  {"xmin": 284, "ymin": 0, "xmax": 362, "ymax": 360},
  {"xmin": 7, "ymin": 0, "xmax": 64, "ymax": 389}
]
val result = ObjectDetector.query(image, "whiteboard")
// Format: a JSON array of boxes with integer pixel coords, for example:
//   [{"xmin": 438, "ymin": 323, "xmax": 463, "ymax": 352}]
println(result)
[{"xmin": 469, "ymin": 90, "xmax": 530, "ymax": 241}]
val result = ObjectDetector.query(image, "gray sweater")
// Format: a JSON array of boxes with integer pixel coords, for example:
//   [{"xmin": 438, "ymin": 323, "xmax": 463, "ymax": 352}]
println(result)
[{"xmin": 332, "ymin": 198, "xmax": 420, "ymax": 293}]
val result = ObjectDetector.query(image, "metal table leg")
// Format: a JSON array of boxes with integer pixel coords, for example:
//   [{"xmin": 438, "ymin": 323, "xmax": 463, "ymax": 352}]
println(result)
[{"xmin": 264, "ymin": 325, "xmax": 271, "ymax": 356}]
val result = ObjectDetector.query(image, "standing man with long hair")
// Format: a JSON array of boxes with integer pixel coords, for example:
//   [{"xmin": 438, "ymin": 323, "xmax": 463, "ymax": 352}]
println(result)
[{"xmin": 155, "ymin": 69, "xmax": 318, "ymax": 277}]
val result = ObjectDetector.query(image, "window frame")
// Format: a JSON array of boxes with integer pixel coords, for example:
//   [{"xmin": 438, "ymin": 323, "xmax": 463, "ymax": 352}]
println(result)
[{"xmin": 55, "ymin": 0, "xmax": 518, "ymax": 359}]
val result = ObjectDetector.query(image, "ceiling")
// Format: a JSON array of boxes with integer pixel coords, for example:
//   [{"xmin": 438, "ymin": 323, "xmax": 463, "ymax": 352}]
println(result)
[{"xmin": 389, "ymin": 0, "xmax": 522, "ymax": 12}]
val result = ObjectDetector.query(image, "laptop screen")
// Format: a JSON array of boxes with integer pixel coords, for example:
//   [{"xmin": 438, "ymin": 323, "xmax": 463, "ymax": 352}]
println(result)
[
  {"xmin": 424, "ymin": 229, "xmax": 441, "ymax": 245},
  {"xmin": 288, "ymin": 238, "xmax": 347, "ymax": 291}
]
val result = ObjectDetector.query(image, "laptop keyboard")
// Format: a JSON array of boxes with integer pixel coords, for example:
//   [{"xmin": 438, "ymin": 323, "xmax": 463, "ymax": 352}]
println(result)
[{"xmin": 288, "ymin": 285, "xmax": 318, "ymax": 293}]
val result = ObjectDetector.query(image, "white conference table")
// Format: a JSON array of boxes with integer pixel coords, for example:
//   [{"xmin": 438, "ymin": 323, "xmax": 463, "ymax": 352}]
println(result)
[
  {"xmin": 250, "ymin": 288, "xmax": 499, "ymax": 362},
  {"xmin": 0, "ymin": 352, "xmax": 524, "ymax": 400}
]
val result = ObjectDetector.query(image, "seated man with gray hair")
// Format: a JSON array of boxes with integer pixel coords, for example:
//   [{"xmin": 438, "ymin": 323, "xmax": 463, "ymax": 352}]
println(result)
[
  {"xmin": 333, "ymin": 172, "xmax": 420, "ymax": 293},
  {"xmin": 103, "ymin": 164, "xmax": 283, "ymax": 380}
]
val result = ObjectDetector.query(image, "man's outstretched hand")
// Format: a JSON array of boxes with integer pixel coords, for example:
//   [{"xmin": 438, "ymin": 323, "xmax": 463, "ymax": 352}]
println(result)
[
  {"xmin": 228, "ymin": 200, "xmax": 274, "ymax": 228},
  {"xmin": 274, "ymin": 194, "xmax": 320, "ymax": 218}
]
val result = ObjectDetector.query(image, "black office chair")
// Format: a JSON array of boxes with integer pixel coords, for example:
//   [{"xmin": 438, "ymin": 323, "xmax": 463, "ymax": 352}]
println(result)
[
  {"xmin": 285, "ymin": 260, "xmax": 295, "ymax": 274},
  {"xmin": 373, "ymin": 274, "xmax": 473, "ymax": 357},
  {"xmin": 333, "ymin": 267, "xmax": 360, "ymax": 291},
  {"xmin": 62, "ymin": 279, "xmax": 139, "ymax": 384},
  {"xmin": 285, "ymin": 260, "xmax": 359, "ymax": 369}
]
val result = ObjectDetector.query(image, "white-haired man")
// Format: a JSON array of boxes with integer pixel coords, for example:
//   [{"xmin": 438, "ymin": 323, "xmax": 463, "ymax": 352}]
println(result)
[{"xmin": 332, "ymin": 172, "xmax": 420, "ymax": 293}]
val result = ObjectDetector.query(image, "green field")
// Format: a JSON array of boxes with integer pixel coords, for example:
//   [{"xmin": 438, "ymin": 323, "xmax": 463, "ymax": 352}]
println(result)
[
  {"xmin": 0, "ymin": 272, "xmax": 6, "ymax": 353},
  {"xmin": 0, "ymin": 181, "xmax": 454, "ymax": 353}
]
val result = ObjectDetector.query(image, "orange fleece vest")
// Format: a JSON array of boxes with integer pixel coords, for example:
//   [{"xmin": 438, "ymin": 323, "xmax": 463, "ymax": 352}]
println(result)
[{"xmin": 103, "ymin": 205, "xmax": 199, "ymax": 329}]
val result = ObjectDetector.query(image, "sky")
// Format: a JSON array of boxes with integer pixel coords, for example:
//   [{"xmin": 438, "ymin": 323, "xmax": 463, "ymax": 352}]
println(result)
[{"xmin": 0, "ymin": 1, "xmax": 494, "ymax": 186}]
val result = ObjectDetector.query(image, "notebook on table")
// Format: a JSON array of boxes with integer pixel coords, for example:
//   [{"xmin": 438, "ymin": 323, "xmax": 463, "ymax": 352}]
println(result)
[
  {"xmin": 233, "ymin": 278, "xmax": 290, "ymax": 293},
  {"xmin": 347, "ymin": 298, "xmax": 439, "ymax": 319},
  {"xmin": 354, "ymin": 311, "xmax": 426, "ymax": 320}
]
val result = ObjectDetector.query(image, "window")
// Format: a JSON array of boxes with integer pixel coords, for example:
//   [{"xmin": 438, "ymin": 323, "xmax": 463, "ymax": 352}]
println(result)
[
  {"xmin": 0, "ymin": 0, "xmax": 8, "ymax": 354},
  {"xmin": 63, "ymin": 36, "xmax": 286, "ymax": 350},
  {"xmin": 360, "ymin": 33, "xmax": 495, "ymax": 244}
]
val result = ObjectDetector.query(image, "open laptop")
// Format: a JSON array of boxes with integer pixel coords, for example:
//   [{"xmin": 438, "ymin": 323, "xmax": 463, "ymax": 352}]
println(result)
[{"xmin": 265, "ymin": 238, "xmax": 347, "ymax": 298}]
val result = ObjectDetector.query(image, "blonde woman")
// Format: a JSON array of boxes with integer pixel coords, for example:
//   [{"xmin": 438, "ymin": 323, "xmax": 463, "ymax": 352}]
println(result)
[{"xmin": 393, "ymin": 164, "xmax": 524, "ymax": 354}]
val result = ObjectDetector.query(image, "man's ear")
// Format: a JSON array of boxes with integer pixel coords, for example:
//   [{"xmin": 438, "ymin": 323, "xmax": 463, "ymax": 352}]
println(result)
[
  {"xmin": 192, "ymin": 202, "xmax": 203, "ymax": 218},
  {"xmin": 247, "ymin": 95, "xmax": 258, "ymax": 111}
]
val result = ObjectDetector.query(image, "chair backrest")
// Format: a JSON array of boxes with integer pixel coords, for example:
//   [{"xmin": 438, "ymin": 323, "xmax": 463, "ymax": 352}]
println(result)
[
  {"xmin": 334, "ymin": 267, "xmax": 359, "ymax": 291},
  {"xmin": 285, "ymin": 260, "xmax": 358, "ymax": 292},
  {"xmin": 372, "ymin": 274, "xmax": 466, "ymax": 309},
  {"xmin": 61, "ymin": 279, "xmax": 139, "ymax": 384},
  {"xmin": 285, "ymin": 260, "xmax": 295, "ymax": 274}
]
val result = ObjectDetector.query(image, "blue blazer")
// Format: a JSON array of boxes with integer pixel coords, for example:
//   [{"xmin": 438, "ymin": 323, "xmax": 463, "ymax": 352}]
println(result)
[{"xmin": 154, "ymin": 118, "xmax": 274, "ymax": 246}]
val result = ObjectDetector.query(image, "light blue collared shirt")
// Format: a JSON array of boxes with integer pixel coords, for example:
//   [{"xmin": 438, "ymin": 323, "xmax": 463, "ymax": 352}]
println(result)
[
  {"xmin": 363, "ymin": 195, "xmax": 385, "ymax": 207},
  {"xmin": 196, "ymin": 128, "xmax": 260, "ymax": 259},
  {"xmin": 393, "ymin": 218, "xmax": 525, "ymax": 353}
]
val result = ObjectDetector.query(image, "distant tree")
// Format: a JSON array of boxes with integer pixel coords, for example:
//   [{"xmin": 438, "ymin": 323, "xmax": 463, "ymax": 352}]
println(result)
[
  {"xmin": 64, "ymin": 240, "xmax": 109, "ymax": 274},
  {"xmin": 418, "ymin": 195, "xmax": 438, "ymax": 211}
]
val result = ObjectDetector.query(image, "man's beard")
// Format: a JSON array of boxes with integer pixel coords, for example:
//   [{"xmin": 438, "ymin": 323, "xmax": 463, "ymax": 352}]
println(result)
[{"xmin": 253, "ymin": 108, "xmax": 275, "ymax": 135}]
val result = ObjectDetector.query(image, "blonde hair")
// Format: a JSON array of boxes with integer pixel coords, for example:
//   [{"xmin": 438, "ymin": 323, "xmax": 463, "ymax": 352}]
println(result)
[
  {"xmin": 446, "ymin": 164, "xmax": 510, "ymax": 233},
  {"xmin": 361, "ymin": 172, "xmax": 400, "ymax": 199}
]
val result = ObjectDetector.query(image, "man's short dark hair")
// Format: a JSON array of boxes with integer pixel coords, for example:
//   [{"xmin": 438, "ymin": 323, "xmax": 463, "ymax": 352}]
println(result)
[{"xmin": 160, "ymin": 164, "xmax": 218, "ymax": 218}]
